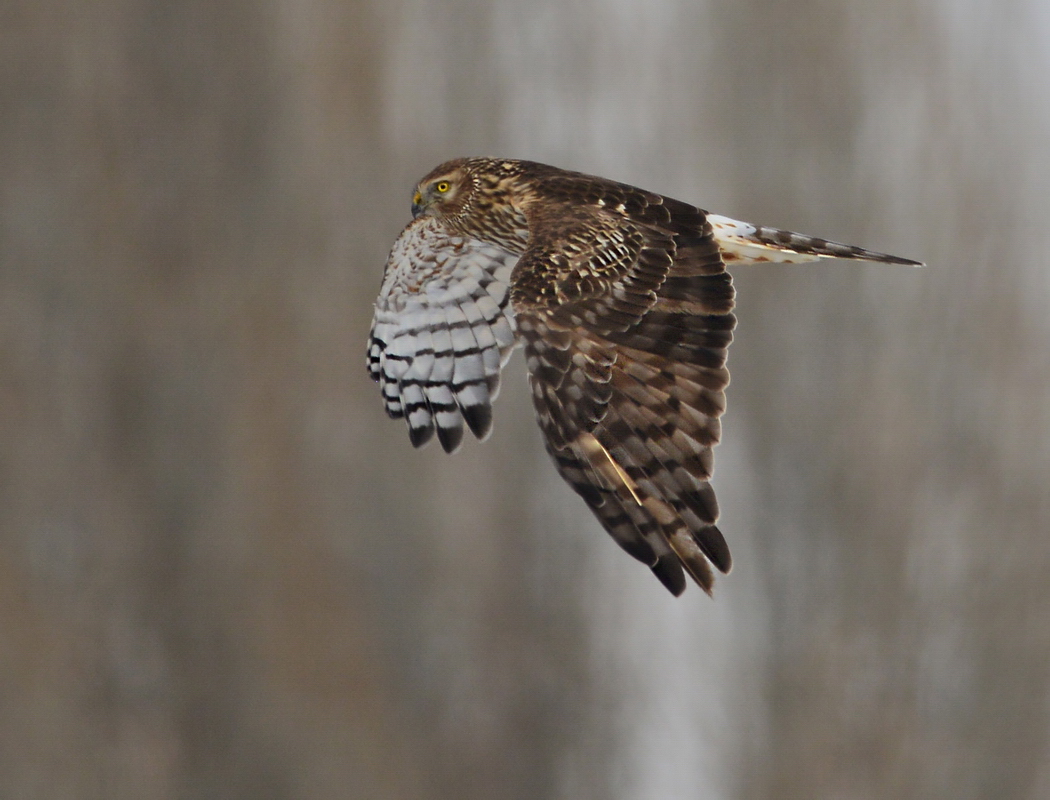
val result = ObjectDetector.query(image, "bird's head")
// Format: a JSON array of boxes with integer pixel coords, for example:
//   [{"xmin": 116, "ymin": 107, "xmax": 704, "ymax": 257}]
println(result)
[
  {"xmin": 410, "ymin": 158, "xmax": 531, "ymax": 249},
  {"xmin": 411, "ymin": 160, "xmax": 476, "ymax": 220}
]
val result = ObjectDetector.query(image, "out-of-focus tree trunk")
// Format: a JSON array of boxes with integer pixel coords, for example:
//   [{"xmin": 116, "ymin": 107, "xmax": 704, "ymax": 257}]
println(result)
[
  {"xmin": 709, "ymin": 3, "xmax": 1050, "ymax": 797},
  {"xmin": 1, "ymin": 3, "xmax": 591, "ymax": 797}
]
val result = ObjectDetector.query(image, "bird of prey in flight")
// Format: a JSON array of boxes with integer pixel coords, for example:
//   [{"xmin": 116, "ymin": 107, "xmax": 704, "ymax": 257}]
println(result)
[{"xmin": 368, "ymin": 158, "xmax": 921, "ymax": 595}]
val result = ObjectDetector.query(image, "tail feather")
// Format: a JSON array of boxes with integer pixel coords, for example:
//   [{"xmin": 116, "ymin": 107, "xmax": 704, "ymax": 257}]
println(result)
[{"xmin": 708, "ymin": 213, "xmax": 924, "ymax": 266}]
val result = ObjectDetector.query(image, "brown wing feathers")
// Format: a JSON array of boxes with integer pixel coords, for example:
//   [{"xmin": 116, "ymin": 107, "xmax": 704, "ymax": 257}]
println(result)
[{"xmin": 513, "ymin": 171, "xmax": 737, "ymax": 594}]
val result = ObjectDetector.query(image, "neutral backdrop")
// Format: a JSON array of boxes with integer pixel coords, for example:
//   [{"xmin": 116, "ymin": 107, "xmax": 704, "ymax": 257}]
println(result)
[{"xmin": 3, "ymin": 1, "xmax": 1049, "ymax": 798}]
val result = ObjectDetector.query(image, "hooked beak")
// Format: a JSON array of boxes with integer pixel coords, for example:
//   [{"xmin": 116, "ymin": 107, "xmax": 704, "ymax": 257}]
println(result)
[{"xmin": 411, "ymin": 191, "xmax": 424, "ymax": 218}]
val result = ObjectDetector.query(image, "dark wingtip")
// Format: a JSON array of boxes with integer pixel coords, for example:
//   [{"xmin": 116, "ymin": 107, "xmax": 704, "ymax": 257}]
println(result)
[
  {"xmin": 461, "ymin": 403, "xmax": 493, "ymax": 440},
  {"xmin": 651, "ymin": 556, "xmax": 687, "ymax": 596},
  {"xmin": 436, "ymin": 423, "xmax": 464, "ymax": 454},
  {"xmin": 694, "ymin": 524, "xmax": 732, "ymax": 575},
  {"xmin": 408, "ymin": 422, "xmax": 435, "ymax": 448}
]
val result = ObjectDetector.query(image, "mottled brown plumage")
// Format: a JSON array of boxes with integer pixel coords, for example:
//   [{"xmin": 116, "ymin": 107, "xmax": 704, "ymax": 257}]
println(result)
[{"xmin": 369, "ymin": 158, "xmax": 921, "ymax": 595}]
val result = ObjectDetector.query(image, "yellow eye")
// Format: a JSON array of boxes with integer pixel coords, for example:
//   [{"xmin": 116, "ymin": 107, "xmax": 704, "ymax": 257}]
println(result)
[{"xmin": 435, "ymin": 181, "xmax": 451, "ymax": 193}]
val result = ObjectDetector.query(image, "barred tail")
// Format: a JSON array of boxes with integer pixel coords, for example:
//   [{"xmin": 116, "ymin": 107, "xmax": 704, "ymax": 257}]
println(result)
[{"xmin": 708, "ymin": 214, "xmax": 924, "ymax": 266}]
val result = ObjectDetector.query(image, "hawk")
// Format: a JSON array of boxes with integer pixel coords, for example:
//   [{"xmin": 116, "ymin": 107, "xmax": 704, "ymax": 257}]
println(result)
[{"xmin": 367, "ymin": 158, "xmax": 920, "ymax": 596}]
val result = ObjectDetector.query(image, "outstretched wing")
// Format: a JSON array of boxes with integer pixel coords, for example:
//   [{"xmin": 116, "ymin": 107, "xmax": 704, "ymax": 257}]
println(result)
[
  {"xmin": 511, "ymin": 176, "xmax": 737, "ymax": 595},
  {"xmin": 368, "ymin": 216, "xmax": 519, "ymax": 453}
]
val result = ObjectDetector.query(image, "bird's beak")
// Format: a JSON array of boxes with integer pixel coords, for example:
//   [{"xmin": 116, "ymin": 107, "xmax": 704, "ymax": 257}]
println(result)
[{"xmin": 411, "ymin": 191, "xmax": 424, "ymax": 218}]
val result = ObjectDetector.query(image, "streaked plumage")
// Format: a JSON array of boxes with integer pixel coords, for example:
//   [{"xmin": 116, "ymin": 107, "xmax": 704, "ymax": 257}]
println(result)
[{"xmin": 368, "ymin": 158, "xmax": 921, "ymax": 596}]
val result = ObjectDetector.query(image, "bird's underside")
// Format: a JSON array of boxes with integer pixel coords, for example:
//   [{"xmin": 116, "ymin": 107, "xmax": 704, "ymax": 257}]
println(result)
[{"xmin": 368, "ymin": 158, "xmax": 921, "ymax": 596}]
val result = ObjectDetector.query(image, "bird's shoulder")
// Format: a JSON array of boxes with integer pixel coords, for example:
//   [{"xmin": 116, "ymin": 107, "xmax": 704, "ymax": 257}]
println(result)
[
  {"xmin": 504, "ymin": 164, "xmax": 723, "ymax": 309},
  {"xmin": 510, "ymin": 162, "xmax": 710, "ymax": 236}
]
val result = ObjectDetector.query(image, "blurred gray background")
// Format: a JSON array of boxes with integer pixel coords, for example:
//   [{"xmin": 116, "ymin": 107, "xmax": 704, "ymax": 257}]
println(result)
[{"xmin": 3, "ymin": 1, "xmax": 1049, "ymax": 798}]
